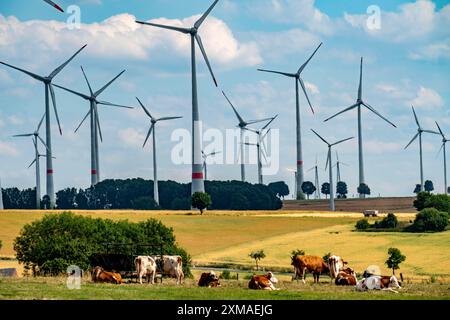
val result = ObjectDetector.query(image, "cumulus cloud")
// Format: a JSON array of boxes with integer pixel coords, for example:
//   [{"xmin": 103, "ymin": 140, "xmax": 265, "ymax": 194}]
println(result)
[
  {"xmin": 118, "ymin": 127, "xmax": 146, "ymax": 149},
  {"xmin": 408, "ymin": 86, "xmax": 444, "ymax": 109},
  {"xmin": 0, "ymin": 141, "xmax": 19, "ymax": 157},
  {"xmin": 409, "ymin": 38, "xmax": 450, "ymax": 60}
]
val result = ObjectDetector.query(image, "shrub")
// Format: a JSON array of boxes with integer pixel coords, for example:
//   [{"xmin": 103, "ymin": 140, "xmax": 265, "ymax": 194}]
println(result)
[
  {"xmin": 413, "ymin": 192, "xmax": 432, "ymax": 211},
  {"xmin": 355, "ymin": 219, "xmax": 371, "ymax": 230},
  {"xmin": 220, "ymin": 270, "xmax": 231, "ymax": 280},
  {"xmin": 375, "ymin": 213, "xmax": 398, "ymax": 229},
  {"xmin": 424, "ymin": 194, "xmax": 450, "ymax": 214},
  {"xmin": 409, "ymin": 208, "xmax": 449, "ymax": 232},
  {"xmin": 13, "ymin": 212, "xmax": 191, "ymax": 276}
]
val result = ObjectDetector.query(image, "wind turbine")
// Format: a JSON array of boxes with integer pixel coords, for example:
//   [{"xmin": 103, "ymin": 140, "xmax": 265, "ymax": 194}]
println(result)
[
  {"xmin": 43, "ymin": 0, "xmax": 64, "ymax": 12},
  {"xmin": 258, "ymin": 42, "xmax": 322, "ymax": 199},
  {"xmin": 0, "ymin": 44, "xmax": 87, "ymax": 208},
  {"xmin": 222, "ymin": 90, "xmax": 273, "ymax": 182},
  {"xmin": 333, "ymin": 151, "xmax": 349, "ymax": 183},
  {"xmin": 137, "ymin": 97, "xmax": 182, "ymax": 205},
  {"xmin": 54, "ymin": 67, "xmax": 132, "ymax": 186},
  {"xmin": 202, "ymin": 150, "xmax": 221, "ymax": 181},
  {"xmin": 404, "ymin": 106, "xmax": 439, "ymax": 192},
  {"xmin": 136, "ymin": 0, "xmax": 220, "ymax": 196},
  {"xmin": 324, "ymin": 57, "xmax": 396, "ymax": 198},
  {"xmin": 13, "ymin": 114, "xmax": 48, "ymax": 209},
  {"xmin": 311, "ymin": 129, "xmax": 354, "ymax": 211},
  {"xmin": 244, "ymin": 116, "xmax": 278, "ymax": 185},
  {"xmin": 307, "ymin": 156, "xmax": 321, "ymax": 199},
  {"xmin": 435, "ymin": 122, "xmax": 449, "ymax": 194}
]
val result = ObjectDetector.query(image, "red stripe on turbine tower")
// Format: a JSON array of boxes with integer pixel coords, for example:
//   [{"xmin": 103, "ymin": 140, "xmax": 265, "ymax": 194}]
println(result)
[
  {"xmin": 192, "ymin": 172, "xmax": 204, "ymax": 179},
  {"xmin": 297, "ymin": 160, "xmax": 303, "ymax": 165},
  {"xmin": 47, "ymin": 169, "xmax": 54, "ymax": 174},
  {"xmin": 91, "ymin": 170, "xmax": 97, "ymax": 175}
]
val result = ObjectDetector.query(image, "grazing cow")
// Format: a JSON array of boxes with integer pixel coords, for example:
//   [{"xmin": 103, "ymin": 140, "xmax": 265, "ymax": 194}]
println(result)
[
  {"xmin": 356, "ymin": 275, "xmax": 402, "ymax": 293},
  {"xmin": 335, "ymin": 267, "xmax": 357, "ymax": 286},
  {"xmin": 328, "ymin": 255, "xmax": 348, "ymax": 279},
  {"xmin": 248, "ymin": 272, "xmax": 279, "ymax": 291},
  {"xmin": 92, "ymin": 266, "xmax": 123, "ymax": 284},
  {"xmin": 135, "ymin": 256, "xmax": 157, "ymax": 285},
  {"xmin": 198, "ymin": 271, "xmax": 221, "ymax": 287},
  {"xmin": 293, "ymin": 255, "xmax": 329, "ymax": 284},
  {"xmin": 152, "ymin": 255, "xmax": 184, "ymax": 285}
]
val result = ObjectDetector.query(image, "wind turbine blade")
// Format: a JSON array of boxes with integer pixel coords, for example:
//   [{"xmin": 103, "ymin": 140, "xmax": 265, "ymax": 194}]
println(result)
[
  {"xmin": 297, "ymin": 42, "xmax": 323, "ymax": 75},
  {"xmin": 43, "ymin": 0, "xmax": 64, "ymax": 12},
  {"xmin": 49, "ymin": 44, "xmax": 87, "ymax": 78},
  {"xmin": 194, "ymin": 0, "xmax": 220, "ymax": 29},
  {"xmin": 436, "ymin": 143, "xmax": 444, "ymax": 158},
  {"xmin": 331, "ymin": 137, "xmax": 354, "ymax": 147},
  {"xmin": 323, "ymin": 103, "xmax": 359, "ymax": 122},
  {"xmin": 412, "ymin": 106, "xmax": 420, "ymax": 128},
  {"xmin": 94, "ymin": 70, "xmax": 125, "ymax": 97},
  {"xmin": 311, "ymin": 129, "xmax": 329, "ymax": 145},
  {"xmin": 12, "ymin": 133, "xmax": 33, "ymax": 137},
  {"xmin": 75, "ymin": 109, "xmax": 91, "ymax": 133},
  {"xmin": 53, "ymin": 83, "xmax": 90, "ymax": 100},
  {"xmin": 49, "ymin": 84, "xmax": 62, "ymax": 135},
  {"xmin": 261, "ymin": 128, "xmax": 272, "ymax": 141},
  {"xmin": 422, "ymin": 129, "xmax": 440, "ymax": 135},
  {"xmin": 362, "ymin": 102, "xmax": 397, "ymax": 128},
  {"xmin": 222, "ymin": 91, "xmax": 245, "ymax": 125},
  {"xmin": 80, "ymin": 66, "xmax": 93, "ymax": 96},
  {"xmin": 404, "ymin": 132, "xmax": 419, "ymax": 149},
  {"xmin": 243, "ymin": 127, "xmax": 258, "ymax": 134},
  {"xmin": 143, "ymin": 124, "xmax": 155, "ymax": 148},
  {"xmin": 246, "ymin": 118, "xmax": 274, "ymax": 125},
  {"xmin": 262, "ymin": 115, "xmax": 278, "ymax": 131},
  {"xmin": 335, "ymin": 150, "xmax": 339, "ymax": 162},
  {"xmin": 299, "ymin": 78, "xmax": 315, "ymax": 114},
  {"xmin": 135, "ymin": 21, "xmax": 190, "ymax": 34},
  {"xmin": 136, "ymin": 97, "xmax": 153, "ymax": 120},
  {"xmin": 257, "ymin": 69, "xmax": 295, "ymax": 78},
  {"xmin": 157, "ymin": 116, "xmax": 183, "ymax": 121},
  {"xmin": 97, "ymin": 101, "xmax": 134, "ymax": 109},
  {"xmin": 307, "ymin": 167, "xmax": 315, "ymax": 172},
  {"xmin": 0, "ymin": 61, "xmax": 44, "ymax": 81},
  {"xmin": 435, "ymin": 121, "xmax": 445, "ymax": 138},
  {"xmin": 37, "ymin": 113, "xmax": 46, "ymax": 132},
  {"xmin": 28, "ymin": 159, "xmax": 37, "ymax": 169},
  {"xmin": 94, "ymin": 104, "xmax": 103, "ymax": 142},
  {"xmin": 195, "ymin": 34, "xmax": 218, "ymax": 87},
  {"xmin": 37, "ymin": 135, "xmax": 50, "ymax": 153},
  {"xmin": 358, "ymin": 57, "xmax": 363, "ymax": 100},
  {"xmin": 325, "ymin": 154, "xmax": 329, "ymax": 171},
  {"xmin": 261, "ymin": 145, "xmax": 268, "ymax": 164},
  {"xmin": 32, "ymin": 137, "xmax": 37, "ymax": 149}
]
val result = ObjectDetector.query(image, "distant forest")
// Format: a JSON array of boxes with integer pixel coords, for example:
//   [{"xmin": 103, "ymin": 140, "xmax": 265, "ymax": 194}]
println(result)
[{"xmin": 1, "ymin": 179, "xmax": 285, "ymax": 211}]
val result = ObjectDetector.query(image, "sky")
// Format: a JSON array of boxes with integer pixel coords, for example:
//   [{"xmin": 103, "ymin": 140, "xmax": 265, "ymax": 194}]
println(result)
[{"xmin": 0, "ymin": 0, "xmax": 449, "ymax": 198}]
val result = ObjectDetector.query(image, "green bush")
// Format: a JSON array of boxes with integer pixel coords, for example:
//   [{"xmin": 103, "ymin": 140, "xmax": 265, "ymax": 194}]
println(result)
[
  {"xmin": 13, "ymin": 212, "xmax": 191, "ymax": 276},
  {"xmin": 192, "ymin": 192, "xmax": 212, "ymax": 214},
  {"xmin": 424, "ymin": 194, "xmax": 450, "ymax": 214},
  {"xmin": 355, "ymin": 219, "xmax": 370, "ymax": 230},
  {"xmin": 413, "ymin": 192, "xmax": 432, "ymax": 211},
  {"xmin": 220, "ymin": 270, "xmax": 231, "ymax": 280},
  {"xmin": 408, "ymin": 208, "xmax": 449, "ymax": 232},
  {"xmin": 375, "ymin": 213, "xmax": 398, "ymax": 229}
]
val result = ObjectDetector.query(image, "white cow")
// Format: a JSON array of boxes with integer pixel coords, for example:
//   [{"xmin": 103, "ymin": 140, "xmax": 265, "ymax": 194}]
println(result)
[
  {"xmin": 328, "ymin": 255, "xmax": 348, "ymax": 279},
  {"xmin": 152, "ymin": 255, "xmax": 184, "ymax": 285},
  {"xmin": 135, "ymin": 256, "xmax": 157, "ymax": 285},
  {"xmin": 356, "ymin": 275, "xmax": 402, "ymax": 293}
]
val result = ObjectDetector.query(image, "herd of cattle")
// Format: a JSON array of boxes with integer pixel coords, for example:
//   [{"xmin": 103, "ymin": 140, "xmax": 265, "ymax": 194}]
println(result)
[{"xmin": 90, "ymin": 254, "xmax": 402, "ymax": 293}]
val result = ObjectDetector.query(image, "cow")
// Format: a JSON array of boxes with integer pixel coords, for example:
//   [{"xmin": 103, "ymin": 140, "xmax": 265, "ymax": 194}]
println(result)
[
  {"xmin": 356, "ymin": 275, "xmax": 402, "ymax": 293},
  {"xmin": 328, "ymin": 255, "xmax": 348, "ymax": 279},
  {"xmin": 293, "ymin": 255, "xmax": 329, "ymax": 284},
  {"xmin": 248, "ymin": 272, "xmax": 279, "ymax": 291},
  {"xmin": 198, "ymin": 271, "xmax": 221, "ymax": 287},
  {"xmin": 152, "ymin": 255, "xmax": 184, "ymax": 285},
  {"xmin": 135, "ymin": 256, "xmax": 157, "ymax": 285},
  {"xmin": 91, "ymin": 266, "xmax": 123, "ymax": 284},
  {"xmin": 335, "ymin": 267, "xmax": 357, "ymax": 286}
]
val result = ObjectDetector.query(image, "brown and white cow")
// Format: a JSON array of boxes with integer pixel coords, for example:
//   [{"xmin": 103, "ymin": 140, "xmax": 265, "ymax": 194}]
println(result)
[
  {"xmin": 135, "ymin": 256, "xmax": 157, "ymax": 285},
  {"xmin": 92, "ymin": 266, "xmax": 123, "ymax": 284},
  {"xmin": 328, "ymin": 255, "xmax": 348, "ymax": 279},
  {"xmin": 356, "ymin": 275, "xmax": 402, "ymax": 293},
  {"xmin": 248, "ymin": 272, "xmax": 279, "ymax": 291},
  {"xmin": 198, "ymin": 271, "xmax": 221, "ymax": 287},
  {"xmin": 293, "ymin": 255, "xmax": 329, "ymax": 284},
  {"xmin": 335, "ymin": 267, "xmax": 357, "ymax": 286},
  {"xmin": 152, "ymin": 255, "xmax": 184, "ymax": 285}
]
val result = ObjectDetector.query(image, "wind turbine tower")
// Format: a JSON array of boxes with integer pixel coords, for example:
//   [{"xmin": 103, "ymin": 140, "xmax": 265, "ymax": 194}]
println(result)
[
  {"xmin": 202, "ymin": 151, "xmax": 221, "ymax": 181},
  {"xmin": 436, "ymin": 122, "xmax": 449, "ymax": 194},
  {"xmin": 308, "ymin": 156, "xmax": 321, "ymax": 199}
]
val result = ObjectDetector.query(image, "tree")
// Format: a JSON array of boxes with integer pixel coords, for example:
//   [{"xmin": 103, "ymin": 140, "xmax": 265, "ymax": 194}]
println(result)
[
  {"xmin": 323, "ymin": 252, "xmax": 332, "ymax": 264},
  {"xmin": 358, "ymin": 183, "xmax": 371, "ymax": 196},
  {"xmin": 355, "ymin": 219, "xmax": 370, "ymax": 230},
  {"xmin": 424, "ymin": 194, "xmax": 450, "ymax": 214},
  {"xmin": 413, "ymin": 192, "xmax": 432, "ymax": 211},
  {"xmin": 290, "ymin": 249, "xmax": 305, "ymax": 265},
  {"xmin": 191, "ymin": 192, "xmax": 212, "ymax": 215},
  {"xmin": 414, "ymin": 184, "xmax": 422, "ymax": 194},
  {"xmin": 41, "ymin": 195, "xmax": 51, "ymax": 209},
  {"xmin": 268, "ymin": 181, "xmax": 290, "ymax": 199},
  {"xmin": 170, "ymin": 198, "xmax": 191, "ymax": 210},
  {"xmin": 131, "ymin": 196, "xmax": 160, "ymax": 210},
  {"xmin": 336, "ymin": 181, "xmax": 348, "ymax": 199},
  {"xmin": 321, "ymin": 183, "xmax": 330, "ymax": 199},
  {"xmin": 385, "ymin": 248, "xmax": 406, "ymax": 275},
  {"xmin": 375, "ymin": 213, "xmax": 399, "ymax": 229},
  {"xmin": 249, "ymin": 250, "xmax": 266, "ymax": 271},
  {"xmin": 301, "ymin": 181, "xmax": 316, "ymax": 200},
  {"xmin": 424, "ymin": 180, "xmax": 434, "ymax": 193},
  {"xmin": 409, "ymin": 208, "xmax": 449, "ymax": 232},
  {"xmin": 230, "ymin": 194, "xmax": 250, "ymax": 210}
]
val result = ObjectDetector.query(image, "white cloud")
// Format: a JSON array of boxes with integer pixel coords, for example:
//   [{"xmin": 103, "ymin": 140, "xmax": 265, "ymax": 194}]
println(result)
[
  {"xmin": 118, "ymin": 127, "xmax": 146, "ymax": 149},
  {"xmin": 408, "ymin": 86, "xmax": 444, "ymax": 109},
  {"xmin": 0, "ymin": 141, "xmax": 19, "ymax": 156},
  {"xmin": 8, "ymin": 115, "xmax": 23, "ymax": 125},
  {"xmin": 364, "ymin": 140, "xmax": 402, "ymax": 154},
  {"xmin": 409, "ymin": 38, "xmax": 450, "ymax": 60},
  {"xmin": 305, "ymin": 81, "xmax": 319, "ymax": 95}
]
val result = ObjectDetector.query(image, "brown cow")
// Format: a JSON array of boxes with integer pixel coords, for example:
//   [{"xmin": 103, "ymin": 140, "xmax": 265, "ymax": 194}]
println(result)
[
  {"xmin": 293, "ymin": 255, "xmax": 329, "ymax": 284},
  {"xmin": 198, "ymin": 271, "xmax": 221, "ymax": 287},
  {"xmin": 328, "ymin": 255, "xmax": 348, "ymax": 279},
  {"xmin": 92, "ymin": 266, "xmax": 123, "ymax": 284},
  {"xmin": 248, "ymin": 272, "xmax": 279, "ymax": 291},
  {"xmin": 335, "ymin": 267, "xmax": 357, "ymax": 286}
]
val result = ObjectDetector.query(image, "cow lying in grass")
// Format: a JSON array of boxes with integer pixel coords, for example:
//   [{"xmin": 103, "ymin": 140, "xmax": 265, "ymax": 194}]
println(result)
[
  {"xmin": 248, "ymin": 272, "xmax": 279, "ymax": 291},
  {"xmin": 335, "ymin": 267, "xmax": 357, "ymax": 286},
  {"xmin": 92, "ymin": 266, "xmax": 123, "ymax": 284},
  {"xmin": 198, "ymin": 271, "xmax": 220, "ymax": 287},
  {"xmin": 356, "ymin": 275, "xmax": 402, "ymax": 293}
]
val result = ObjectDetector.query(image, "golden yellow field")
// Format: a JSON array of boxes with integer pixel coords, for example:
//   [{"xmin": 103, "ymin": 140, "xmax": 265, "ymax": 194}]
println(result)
[{"xmin": 0, "ymin": 209, "xmax": 448, "ymax": 278}]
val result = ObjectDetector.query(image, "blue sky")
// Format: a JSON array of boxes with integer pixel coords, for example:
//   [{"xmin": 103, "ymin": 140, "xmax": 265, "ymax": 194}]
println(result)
[{"xmin": 0, "ymin": 0, "xmax": 449, "ymax": 197}]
